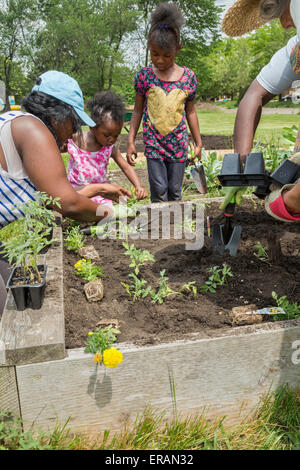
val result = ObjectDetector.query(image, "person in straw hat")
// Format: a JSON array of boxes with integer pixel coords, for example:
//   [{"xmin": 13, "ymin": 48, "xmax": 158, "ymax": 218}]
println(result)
[{"xmin": 221, "ymin": 0, "xmax": 300, "ymax": 222}]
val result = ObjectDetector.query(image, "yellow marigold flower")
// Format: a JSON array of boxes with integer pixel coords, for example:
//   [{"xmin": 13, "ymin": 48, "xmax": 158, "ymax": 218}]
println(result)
[
  {"xmin": 103, "ymin": 347, "xmax": 123, "ymax": 368},
  {"xmin": 94, "ymin": 352, "xmax": 102, "ymax": 363},
  {"xmin": 74, "ymin": 260, "xmax": 83, "ymax": 270},
  {"xmin": 88, "ymin": 331, "xmax": 94, "ymax": 336}
]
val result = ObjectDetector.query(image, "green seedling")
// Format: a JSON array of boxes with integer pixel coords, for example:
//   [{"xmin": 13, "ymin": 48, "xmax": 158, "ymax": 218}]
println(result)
[
  {"xmin": 180, "ymin": 281, "xmax": 197, "ymax": 298},
  {"xmin": 200, "ymin": 264, "xmax": 233, "ymax": 293},
  {"xmin": 74, "ymin": 259, "xmax": 104, "ymax": 282},
  {"xmin": 84, "ymin": 325, "xmax": 120, "ymax": 356},
  {"xmin": 0, "ymin": 192, "xmax": 60, "ymax": 282},
  {"xmin": 121, "ymin": 274, "xmax": 152, "ymax": 301},
  {"xmin": 271, "ymin": 291, "xmax": 300, "ymax": 321},
  {"xmin": 122, "ymin": 242, "xmax": 155, "ymax": 275},
  {"xmin": 254, "ymin": 242, "xmax": 271, "ymax": 265},
  {"xmin": 64, "ymin": 226, "xmax": 85, "ymax": 252},
  {"xmin": 150, "ymin": 269, "xmax": 178, "ymax": 304},
  {"xmin": 121, "ymin": 242, "xmax": 155, "ymax": 301}
]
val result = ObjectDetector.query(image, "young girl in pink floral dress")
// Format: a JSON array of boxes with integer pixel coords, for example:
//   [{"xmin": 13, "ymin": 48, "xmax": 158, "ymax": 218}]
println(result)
[{"xmin": 67, "ymin": 91, "xmax": 147, "ymax": 213}]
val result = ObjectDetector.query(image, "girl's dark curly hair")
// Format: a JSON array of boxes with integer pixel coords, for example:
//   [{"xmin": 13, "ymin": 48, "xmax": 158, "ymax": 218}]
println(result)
[
  {"xmin": 87, "ymin": 90, "xmax": 125, "ymax": 127},
  {"xmin": 148, "ymin": 2, "xmax": 185, "ymax": 52},
  {"xmin": 22, "ymin": 89, "xmax": 82, "ymax": 145}
]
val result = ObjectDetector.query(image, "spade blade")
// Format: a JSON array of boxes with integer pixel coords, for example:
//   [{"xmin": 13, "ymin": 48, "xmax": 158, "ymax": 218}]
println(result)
[{"xmin": 191, "ymin": 163, "xmax": 207, "ymax": 194}]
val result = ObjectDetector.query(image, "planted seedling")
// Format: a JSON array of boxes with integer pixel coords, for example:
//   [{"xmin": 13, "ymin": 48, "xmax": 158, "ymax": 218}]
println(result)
[
  {"xmin": 121, "ymin": 242, "xmax": 155, "ymax": 301},
  {"xmin": 271, "ymin": 291, "xmax": 300, "ymax": 321},
  {"xmin": 74, "ymin": 259, "xmax": 104, "ymax": 282},
  {"xmin": 150, "ymin": 269, "xmax": 178, "ymax": 304},
  {"xmin": 253, "ymin": 242, "xmax": 271, "ymax": 265},
  {"xmin": 64, "ymin": 226, "xmax": 85, "ymax": 252},
  {"xmin": 200, "ymin": 264, "xmax": 233, "ymax": 293},
  {"xmin": 180, "ymin": 281, "xmax": 197, "ymax": 298},
  {"xmin": 84, "ymin": 325, "xmax": 123, "ymax": 368}
]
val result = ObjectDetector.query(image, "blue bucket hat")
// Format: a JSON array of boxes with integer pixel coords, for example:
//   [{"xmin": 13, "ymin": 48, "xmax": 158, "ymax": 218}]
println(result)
[{"xmin": 32, "ymin": 70, "xmax": 96, "ymax": 127}]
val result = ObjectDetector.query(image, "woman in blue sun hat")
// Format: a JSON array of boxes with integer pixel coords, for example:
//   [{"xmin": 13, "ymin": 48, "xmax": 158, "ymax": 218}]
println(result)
[{"xmin": 0, "ymin": 70, "xmax": 131, "ymax": 311}]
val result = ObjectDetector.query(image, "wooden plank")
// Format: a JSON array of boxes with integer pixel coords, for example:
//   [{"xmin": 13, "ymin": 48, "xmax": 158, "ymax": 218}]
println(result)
[
  {"xmin": 16, "ymin": 321, "xmax": 300, "ymax": 433},
  {"xmin": 0, "ymin": 366, "xmax": 21, "ymax": 417},
  {"xmin": 0, "ymin": 222, "xmax": 66, "ymax": 366}
]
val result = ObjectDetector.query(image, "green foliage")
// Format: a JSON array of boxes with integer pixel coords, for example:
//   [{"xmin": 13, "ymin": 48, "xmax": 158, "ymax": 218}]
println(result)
[
  {"xmin": 74, "ymin": 259, "xmax": 104, "ymax": 282},
  {"xmin": 84, "ymin": 325, "xmax": 120, "ymax": 355},
  {"xmin": 0, "ymin": 219, "xmax": 24, "ymax": 243},
  {"xmin": 0, "ymin": 193, "xmax": 60, "ymax": 282},
  {"xmin": 150, "ymin": 269, "xmax": 178, "ymax": 304},
  {"xmin": 253, "ymin": 242, "xmax": 271, "ymax": 265},
  {"xmin": 64, "ymin": 226, "xmax": 85, "ymax": 253},
  {"xmin": 200, "ymin": 264, "xmax": 233, "ymax": 293},
  {"xmin": 122, "ymin": 242, "xmax": 155, "ymax": 275},
  {"xmin": 0, "ymin": 411, "xmax": 50, "ymax": 450},
  {"xmin": 121, "ymin": 241, "xmax": 154, "ymax": 301},
  {"xmin": 180, "ymin": 281, "xmax": 197, "ymax": 298},
  {"xmin": 282, "ymin": 125, "xmax": 298, "ymax": 151},
  {"xmin": 271, "ymin": 291, "xmax": 300, "ymax": 321}
]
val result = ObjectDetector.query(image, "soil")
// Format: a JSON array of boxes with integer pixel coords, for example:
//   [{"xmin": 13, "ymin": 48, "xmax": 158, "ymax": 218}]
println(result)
[
  {"xmin": 116, "ymin": 132, "xmax": 233, "ymax": 153},
  {"xmin": 63, "ymin": 200, "xmax": 300, "ymax": 349}
]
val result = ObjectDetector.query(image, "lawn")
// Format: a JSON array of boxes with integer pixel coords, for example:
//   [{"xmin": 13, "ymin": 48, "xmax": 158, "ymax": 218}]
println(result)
[{"xmin": 197, "ymin": 109, "xmax": 300, "ymax": 143}]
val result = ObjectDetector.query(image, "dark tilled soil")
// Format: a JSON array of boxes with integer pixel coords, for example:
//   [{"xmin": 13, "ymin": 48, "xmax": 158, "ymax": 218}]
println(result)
[
  {"xmin": 63, "ymin": 200, "xmax": 300, "ymax": 349},
  {"xmin": 116, "ymin": 132, "xmax": 233, "ymax": 153}
]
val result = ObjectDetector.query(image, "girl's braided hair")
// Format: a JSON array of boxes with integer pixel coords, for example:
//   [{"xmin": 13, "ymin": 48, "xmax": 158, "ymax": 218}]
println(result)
[
  {"xmin": 87, "ymin": 90, "xmax": 125, "ymax": 127},
  {"xmin": 259, "ymin": 0, "xmax": 289, "ymax": 20},
  {"xmin": 22, "ymin": 86, "xmax": 82, "ymax": 146},
  {"xmin": 148, "ymin": 2, "xmax": 185, "ymax": 52}
]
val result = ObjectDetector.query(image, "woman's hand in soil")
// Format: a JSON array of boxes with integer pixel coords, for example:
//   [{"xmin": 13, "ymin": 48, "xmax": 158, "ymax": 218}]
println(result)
[
  {"xmin": 97, "ymin": 183, "xmax": 132, "ymax": 203},
  {"xmin": 135, "ymin": 186, "xmax": 148, "ymax": 200},
  {"xmin": 126, "ymin": 143, "xmax": 138, "ymax": 166},
  {"xmin": 219, "ymin": 186, "xmax": 247, "ymax": 210}
]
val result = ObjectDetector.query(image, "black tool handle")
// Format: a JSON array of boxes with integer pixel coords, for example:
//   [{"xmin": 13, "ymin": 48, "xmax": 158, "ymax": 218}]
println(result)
[{"xmin": 224, "ymin": 202, "xmax": 236, "ymax": 217}]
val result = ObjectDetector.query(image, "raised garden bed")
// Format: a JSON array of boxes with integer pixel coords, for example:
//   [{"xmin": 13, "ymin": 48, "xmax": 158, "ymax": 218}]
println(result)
[{"xmin": 1, "ymin": 199, "xmax": 300, "ymax": 434}]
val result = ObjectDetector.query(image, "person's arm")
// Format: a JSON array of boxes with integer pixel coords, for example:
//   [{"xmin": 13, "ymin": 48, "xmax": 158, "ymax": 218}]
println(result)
[
  {"xmin": 185, "ymin": 100, "xmax": 202, "ymax": 162},
  {"xmin": 12, "ymin": 116, "xmax": 129, "ymax": 222},
  {"xmin": 111, "ymin": 147, "xmax": 148, "ymax": 199},
  {"xmin": 234, "ymin": 80, "xmax": 275, "ymax": 162},
  {"xmin": 126, "ymin": 93, "xmax": 145, "ymax": 166}
]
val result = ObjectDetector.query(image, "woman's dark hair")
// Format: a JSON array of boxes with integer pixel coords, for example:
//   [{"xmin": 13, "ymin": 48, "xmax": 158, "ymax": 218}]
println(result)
[
  {"xmin": 22, "ymin": 90, "xmax": 83, "ymax": 145},
  {"xmin": 148, "ymin": 2, "xmax": 185, "ymax": 52},
  {"xmin": 87, "ymin": 90, "xmax": 125, "ymax": 127}
]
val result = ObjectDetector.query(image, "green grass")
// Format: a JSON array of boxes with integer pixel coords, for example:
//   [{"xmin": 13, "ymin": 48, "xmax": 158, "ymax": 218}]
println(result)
[
  {"xmin": 1, "ymin": 385, "xmax": 300, "ymax": 450},
  {"xmin": 197, "ymin": 109, "xmax": 300, "ymax": 144}
]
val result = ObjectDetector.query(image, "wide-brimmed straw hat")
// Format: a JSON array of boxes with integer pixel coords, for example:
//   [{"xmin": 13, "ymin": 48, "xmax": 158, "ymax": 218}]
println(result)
[{"xmin": 222, "ymin": 0, "xmax": 268, "ymax": 37}]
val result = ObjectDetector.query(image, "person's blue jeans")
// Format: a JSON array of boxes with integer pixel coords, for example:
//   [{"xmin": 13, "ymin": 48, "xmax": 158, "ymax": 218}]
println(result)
[{"xmin": 147, "ymin": 158, "xmax": 186, "ymax": 203}]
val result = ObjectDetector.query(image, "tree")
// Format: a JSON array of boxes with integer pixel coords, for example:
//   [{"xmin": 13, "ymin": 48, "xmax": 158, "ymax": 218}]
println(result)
[{"xmin": 0, "ymin": 0, "xmax": 39, "ymax": 109}]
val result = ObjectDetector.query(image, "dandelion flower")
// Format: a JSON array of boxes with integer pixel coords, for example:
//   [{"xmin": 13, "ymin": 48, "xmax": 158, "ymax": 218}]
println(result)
[{"xmin": 103, "ymin": 347, "xmax": 123, "ymax": 368}]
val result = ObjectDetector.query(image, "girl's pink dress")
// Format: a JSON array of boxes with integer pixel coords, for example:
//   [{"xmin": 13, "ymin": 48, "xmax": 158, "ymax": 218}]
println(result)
[{"xmin": 67, "ymin": 139, "xmax": 114, "ymax": 207}]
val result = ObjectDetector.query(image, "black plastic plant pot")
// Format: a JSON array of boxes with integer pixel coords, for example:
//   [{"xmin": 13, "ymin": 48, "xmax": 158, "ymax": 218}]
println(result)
[
  {"xmin": 270, "ymin": 160, "xmax": 300, "ymax": 186},
  {"xmin": 243, "ymin": 152, "xmax": 268, "ymax": 186},
  {"xmin": 7, "ymin": 265, "xmax": 48, "ymax": 311},
  {"xmin": 218, "ymin": 153, "xmax": 245, "ymax": 186}
]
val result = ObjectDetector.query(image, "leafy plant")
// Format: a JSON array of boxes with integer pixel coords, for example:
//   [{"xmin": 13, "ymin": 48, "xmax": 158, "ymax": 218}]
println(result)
[
  {"xmin": 200, "ymin": 264, "xmax": 233, "ymax": 293},
  {"xmin": 0, "ymin": 192, "xmax": 60, "ymax": 282},
  {"xmin": 180, "ymin": 281, "xmax": 197, "ymax": 298},
  {"xmin": 122, "ymin": 274, "xmax": 152, "ymax": 301},
  {"xmin": 74, "ymin": 259, "xmax": 104, "ymax": 282},
  {"xmin": 84, "ymin": 325, "xmax": 123, "ymax": 368},
  {"xmin": 64, "ymin": 226, "xmax": 85, "ymax": 252},
  {"xmin": 271, "ymin": 291, "xmax": 300, "ymax": 321},
  {"xmin": 254, "ymin": 241, "xmax": 271, "ymax": 265},
  {"xmin": 122, "ymin": 242, "xmax": 155, "ymax": 275},
  {"xmin": 150, "ymin": 269, "xmax": 178, "ymax": 304},
  {"xmin": 282, "ymin": 125, "xmax": 298, "ymax": 151},
  {"xmin": 121, "ymin": 242, "xmax": 154, "ymax": 301}
]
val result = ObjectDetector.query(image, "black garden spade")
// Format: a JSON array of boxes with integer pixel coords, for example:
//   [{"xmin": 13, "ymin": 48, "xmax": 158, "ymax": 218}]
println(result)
[{"xmin": 212, "ymin": 195, "xmax": 242, "ymax": 256}]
